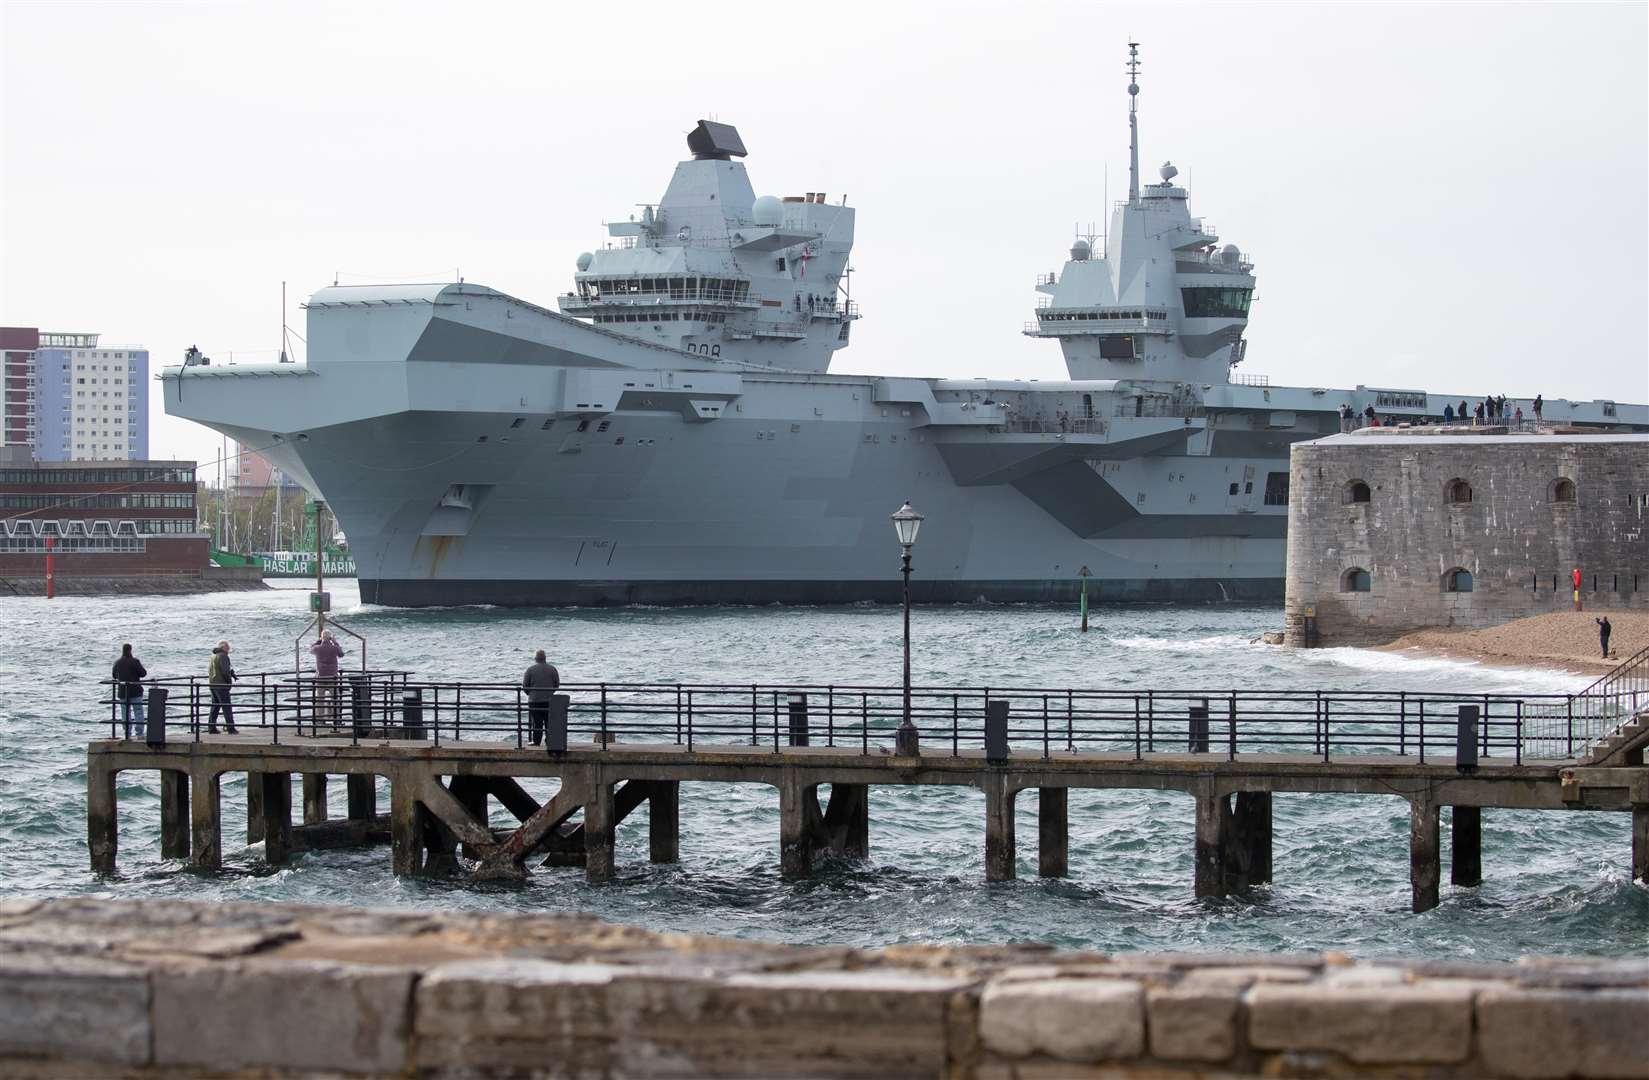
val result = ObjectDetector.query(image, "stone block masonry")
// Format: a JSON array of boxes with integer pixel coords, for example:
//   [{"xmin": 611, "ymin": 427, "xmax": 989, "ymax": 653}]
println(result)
[
  {"xmin": 1, "ymin": 898, "xmax": 1646, "ymax": 1078},
  {"xmin": 1285, "ymin": 431, "xmax": 1649, "ymax": 646}
]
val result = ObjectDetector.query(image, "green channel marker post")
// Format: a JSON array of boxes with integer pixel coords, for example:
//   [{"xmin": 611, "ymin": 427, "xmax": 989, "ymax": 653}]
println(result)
[{"xmin": 1078, "ymin": 565, "xmax": 1091, "ymax": 632}]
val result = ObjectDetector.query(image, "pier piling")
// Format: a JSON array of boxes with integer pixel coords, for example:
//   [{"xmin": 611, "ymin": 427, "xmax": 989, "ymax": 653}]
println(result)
[
  {"xmin": 1227, "ymin": 791, "xmax": 1273, "ymax": 889},
  {"xmin": 246, "ymin": 772, "xmax": 264, "ymax": 845},
  {"xmin": 584, "ymin": 773, "xmax": 615, "ymax": 883},
  {"xmin": 260, "ymin": 772, "xmax": 292, "ymax": 865},
  {"xmin": 189, "ymin": 766, "xmax": 221, "ymax": 870},
  {"xmin": 649, "ymin": 780, "xmax": 680, "ymax": 863},
  {"xmin": 984, "ymin": 774, "xmax": 1016, "ymax": 882},
  {"xmin": 1633, "ymin": 805, "xmax": 1648, "ymax": 883},
  {"xmin": 1410, "ymin": 799, "xmax": 1441, "ymax": 913},
  {"xmin": 87, "ymin": 762, "xmax": 116, "ymax": 875},
  {"xmin": 346, "ymin": 774, "xmax": 377, "ymax": 820},
  {"xmin": 302, "ymin": 774, "xmax": 328, "ymax": 825},
  {"xmin": 160, "ymin": 769, "xmax": 189, "ymax": 860},
  {"xmin": 1451, "ymin": 806, "xmax": 1482, "ymax": 887},
  {"xmin": 1038, "ymin": 787, "xmax": 1068, "ymax": 878},
  {"xmin": 1193, "ymin": 782, "xmax": 1225, "ymax": 897}
]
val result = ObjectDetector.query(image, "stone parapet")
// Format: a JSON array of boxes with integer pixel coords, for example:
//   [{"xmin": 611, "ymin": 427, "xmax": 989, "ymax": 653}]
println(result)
[{"xmin": 0, "ymin": 898, "xmax": 1645, "ymax": 1078}]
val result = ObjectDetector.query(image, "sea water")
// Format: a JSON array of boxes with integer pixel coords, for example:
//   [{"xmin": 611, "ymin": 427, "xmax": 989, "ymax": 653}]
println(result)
[{"xmin": 1, "ymin": 582, "xmax": 1642, "ymax": 961}]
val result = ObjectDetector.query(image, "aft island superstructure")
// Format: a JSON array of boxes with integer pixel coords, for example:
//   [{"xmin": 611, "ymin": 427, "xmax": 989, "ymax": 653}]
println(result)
[{"xmin": 164, "ymin": 47, "xmax": 1645, "ymax": 606}]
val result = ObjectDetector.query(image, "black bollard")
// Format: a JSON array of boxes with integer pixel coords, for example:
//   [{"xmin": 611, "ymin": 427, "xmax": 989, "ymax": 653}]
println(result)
[
  {"xmin": 788, "ymin": 693, "xmax": 809, "ymax": 747},
  {"xmin": 1456, "ymin": 705, "xmax": 1479, "ymax": 773},
  {"xmin": 546, "ymin": 694, "xmax": 569, "ymax": 754},
  {"xmin": 1189, "ymin": 699, "xmax": 1211, "ymax": 754},
  {"xmin": 401, "ymin": 689, "xmax": 424, "ymax": 741},
  {"xmin": 350, "ymin": 676, "xmax": 371, "ymax": 738},
  {"xmin": 985, "ymin": 700, "xmax": 1010, "ymax": 763},
  {"xmin": 145, "ymin": 686, "xmax": 169, "ymax": 748}
]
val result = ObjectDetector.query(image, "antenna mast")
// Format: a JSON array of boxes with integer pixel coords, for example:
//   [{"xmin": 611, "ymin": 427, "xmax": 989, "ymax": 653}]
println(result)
[{"xmin": 1127, "ymin": 42, "xmax": 1141, "ymax": 204}]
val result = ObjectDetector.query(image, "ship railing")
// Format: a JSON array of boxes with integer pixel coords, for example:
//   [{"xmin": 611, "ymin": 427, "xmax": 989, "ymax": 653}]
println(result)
[
  {"xmin": 1230, "ymin": 373, "xmax": 1270, "ymax": 387},
  {"xmin": 95, "ymin": 678, "xmax": 1583, "ymax": 764},
  {"xmin": 1035, "ymin": 272, "xmax": 1058, "ymax": 287},
  {"xmin": 994, "ymin": 416, "xmax": 1108, "ymax": 436},
  {"xmin": 1116, "ymin": 398, "xmax": 1206, "ymax": 419}
]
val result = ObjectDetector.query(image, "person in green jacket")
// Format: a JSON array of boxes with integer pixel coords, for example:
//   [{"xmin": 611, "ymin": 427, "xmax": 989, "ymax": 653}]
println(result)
[{"xmin": 207, "ymin": 640, "xmax": 238, "ymax": 735}]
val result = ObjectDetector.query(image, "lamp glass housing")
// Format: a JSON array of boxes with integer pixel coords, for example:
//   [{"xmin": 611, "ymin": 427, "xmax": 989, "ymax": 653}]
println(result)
[{"xmin": 890, "ymin": 501, "xmax": 924, "ymax": 548}]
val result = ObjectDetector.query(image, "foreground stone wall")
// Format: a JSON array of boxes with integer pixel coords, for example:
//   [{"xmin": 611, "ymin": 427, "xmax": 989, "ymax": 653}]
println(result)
[
  {"xmin": 1285, "ymin": 432, "xmax": 1649, "ymax": 646},
  {"xmin": 0, "ymin": 898, "xmax": 1644, "ymax": 1078}
]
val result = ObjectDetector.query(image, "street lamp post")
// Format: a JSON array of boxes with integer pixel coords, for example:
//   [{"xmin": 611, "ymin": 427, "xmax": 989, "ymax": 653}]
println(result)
[{"xmin": 891, "ymin": 500, "xmax": 925, "ymax": 756}]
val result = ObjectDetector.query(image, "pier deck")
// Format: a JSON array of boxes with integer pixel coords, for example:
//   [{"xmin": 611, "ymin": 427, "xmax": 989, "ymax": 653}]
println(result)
[{"xmin": 86, "ymin": 674, "xmax": 1649, "ymax": 913}]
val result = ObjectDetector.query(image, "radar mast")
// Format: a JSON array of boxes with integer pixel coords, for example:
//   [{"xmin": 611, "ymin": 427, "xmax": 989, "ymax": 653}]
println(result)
[{"xmin": 1127, "ymin": 42, "xmax": 1141, "ymax": 204}]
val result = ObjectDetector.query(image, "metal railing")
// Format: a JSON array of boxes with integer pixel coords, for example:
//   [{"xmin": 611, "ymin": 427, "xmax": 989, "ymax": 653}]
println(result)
[
  {"xmin": 99, "ymin": 677, "xmax": 1576, "ymax": 764},
  {"xmin": 994, "ymin": 416, "xmax": 1108, "ymax": 436},
  {"xmin": 1522, "ymin": 643, "xmax": 1649, "ymax": 760}
]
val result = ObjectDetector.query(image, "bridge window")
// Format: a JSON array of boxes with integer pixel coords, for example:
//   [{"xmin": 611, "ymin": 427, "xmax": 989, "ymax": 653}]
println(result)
[
  {"xmin": 1550, "ymin": 478, "xmax": 1575, "ymax": 503},
  {"xmin": 1344, "ymin": 480, "xmax": 1371, "ymax": 504},
  {"xmin": 1340, "ymin": 568, "xmax": 1371, "ymax": 593},
  {"xmin": 1445, "ymin": 478, "xmax": 1472, "ymax": 504},
  {"xmin": 1444, "ymin": 568, "xmax": 1473, "ymax": 593},
  {"xmin": 1098, "ymin": 335, "xmax": 1137, "ymax": 360},
  {"xmin": 1180, "ymin": 287, "xmax": 1253, "ymax": 319},
  {"xmin": 1263, "ymin": 471, "xmax": 1290, "ymax": 506}
]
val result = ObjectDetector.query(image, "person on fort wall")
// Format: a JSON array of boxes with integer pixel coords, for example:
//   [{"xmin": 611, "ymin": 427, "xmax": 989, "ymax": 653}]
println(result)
[
  {"xmin": 1596, "ymin": 616, "xmax": 1612, "ymax": 660},
  {"xmin": 1443, "ymin": 402, "xmax": 1455, "ymax": 423},
  {"xmin": 522, "ymin": 649, "xmax": 561, "ymax": 747},
  {"xmin": 207, "ymin": 640, "xmax": 238, "ymax": 735},
  {"xmin": 309, "ymin": 630, "xmax": 345, "ymax": 730},
  {"xmin": 1338, "ymin": 403, "xmax": 1354, "ymax": 432},
  {"xmin": 1533, "ymin": 394, "xmax": 1543, "ymax": 422},
  {"xmin": 112, "ymin": 643, "xmax": 147, "ymax": 740}
]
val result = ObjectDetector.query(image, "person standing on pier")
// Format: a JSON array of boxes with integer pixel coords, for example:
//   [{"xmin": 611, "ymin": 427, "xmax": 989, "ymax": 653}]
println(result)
[
  {"xmin": 1596, "ymin": 616, "xmax": 1612, "ymax": 660},
  {"xmin": 309, "ymin": 631, "xmax": 345, "ymax": 731},
  {"xmin": 207, "ymin": 641, "xmax": 238, "ymax": 735},
  {"xmin": 112, "ymin": 643, "xmax": 147, "ymax": 740},
  {"xmin": 522, "ymin": 649, "xmax": 560, "ymax": 746}
]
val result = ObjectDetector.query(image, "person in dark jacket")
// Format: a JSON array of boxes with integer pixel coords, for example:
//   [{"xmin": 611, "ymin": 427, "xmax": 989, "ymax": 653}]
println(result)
[
  {"xmin": 522, "ymin": 650, "xmax": 561, "ymax": 746},
  {"xmin": 207, "ymin": 641, "xmax": 238, "ymax": 735},
  {"xmin": 112, "ymin": 643, "xmax": 147, "ymax": 740},
  {"xmin": 1442, "ymin": 402, "xmax": 1454, "ymax": 423},
  {"xmin": 1596, "ymin": 616, "xmax": 1612, "ymax": 660}
]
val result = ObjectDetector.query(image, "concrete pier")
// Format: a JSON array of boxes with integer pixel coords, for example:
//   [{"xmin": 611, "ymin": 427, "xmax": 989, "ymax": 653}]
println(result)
[{"xmin": 84, "ymin": 730, "xmax": 1645, "ymax": 912}]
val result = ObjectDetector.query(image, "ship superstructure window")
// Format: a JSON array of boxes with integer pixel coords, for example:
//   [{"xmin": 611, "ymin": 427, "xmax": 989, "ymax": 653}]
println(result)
[
  {"xmin": 1341, "ymin": 568, "xmax": 1371, "ymax": 593},
  {"xmin": 578, "ymin": 276, "xmax": 750, "ymax": 303},
  {"xmin": 1444, "ymin": 568, "xmax": 1473, "ymax": 593},
  {"xmin": 1180, "ymin": 288, "xmax": 1253, "ymax": 318},
  {"xmin": 1098, "ymin": 335, "xmax": 1138, "ymax": 360},
  {"xmin": 1263, "ymin": 471, "xmax": 1289, "ymax": 506}
]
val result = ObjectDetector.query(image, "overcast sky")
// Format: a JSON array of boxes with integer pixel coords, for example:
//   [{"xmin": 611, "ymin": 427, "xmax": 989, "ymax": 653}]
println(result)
[{"xmin": 3, "ymin": 1, "xmax": 1645, "ymax": 470}]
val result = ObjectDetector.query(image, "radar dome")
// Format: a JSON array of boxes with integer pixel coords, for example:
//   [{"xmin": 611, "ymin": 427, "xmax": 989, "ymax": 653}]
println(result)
[
  {"xmin": 576, "ymin": 252, "xmax": 594, "ymax": 272},
  {"xmin": 1159, "ymin": 161, "xmax": 1179, "ymax": 183},
  {"xmin": 1220, "ymin": 244, "xmax": 1241, "ymax": 266},
  {"xmin": 752, "ymin": 195, "xmax": 783, "ymax": 227},
  {"xmin": 1069, "ymin": 239, "xmax": 1091, "ymax": 261}
]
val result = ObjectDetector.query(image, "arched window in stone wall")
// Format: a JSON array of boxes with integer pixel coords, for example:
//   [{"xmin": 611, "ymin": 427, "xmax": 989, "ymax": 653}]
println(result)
[
  {"xmin": 1550, "ymin": 478, "xmax": 1576, "ymax": 503},
  {"xmin": 1344, "ymin": 480, "xmax": 1371, "ymax": 504},
  {"xmin": 1340, "ymin": 567, "xmax": 1372, "ymax": 593},
  {"xmin": 1445, "ymin": 478, "xmax": 1473, "ymax": 504},
  {"xmin": 1443, "ymin": 567, "xmax": 1474, "ymax": 593}
]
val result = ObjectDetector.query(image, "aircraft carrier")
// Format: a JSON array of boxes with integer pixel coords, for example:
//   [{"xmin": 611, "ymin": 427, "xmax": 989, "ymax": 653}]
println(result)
[{"xmin": 164, "ymin": 46, "xmax": 1646, "ymax": 606}]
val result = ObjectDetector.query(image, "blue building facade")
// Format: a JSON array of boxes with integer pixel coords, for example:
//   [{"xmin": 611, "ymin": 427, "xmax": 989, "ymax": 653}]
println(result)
[{"xmin": 1, "ymin": 329, "xmax": 148, "ymax": 461}]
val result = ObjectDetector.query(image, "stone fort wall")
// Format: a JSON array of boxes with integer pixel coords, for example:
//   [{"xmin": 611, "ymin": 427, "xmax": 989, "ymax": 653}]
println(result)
[{"xmin": 1284, "ymin": 432, "xmax": 1649, "ymax": 646}]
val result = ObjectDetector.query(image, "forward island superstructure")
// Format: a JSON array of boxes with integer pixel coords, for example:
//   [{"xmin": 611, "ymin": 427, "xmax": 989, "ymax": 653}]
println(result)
[{"xmin": 163, "ymin": 48, "xmax": 1645, "ymax": 606}]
